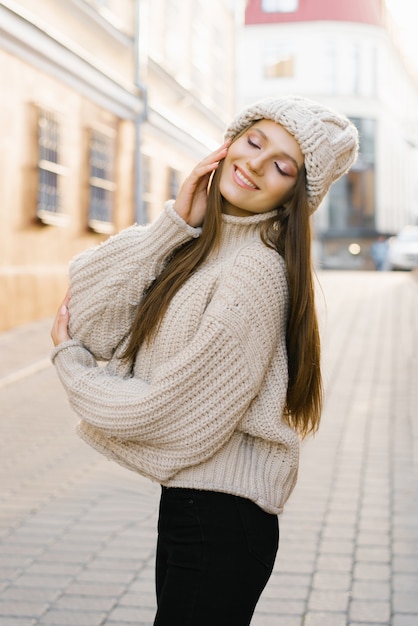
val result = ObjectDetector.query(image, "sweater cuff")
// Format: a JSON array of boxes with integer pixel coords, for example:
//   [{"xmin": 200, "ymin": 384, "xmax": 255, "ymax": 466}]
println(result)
[
  {"xmin": 51, "ymin": 340, "xmax": 98, "ymax": 391},
  {"xmin": 164, "ymin": 200, "xmax": 202, "ymax": 238},
  {"xmin": 51, "ymin": 339, "xmax": 94, "ymax": 366}
]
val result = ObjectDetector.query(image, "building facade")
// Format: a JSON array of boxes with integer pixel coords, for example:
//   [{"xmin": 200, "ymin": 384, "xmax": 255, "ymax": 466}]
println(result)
[
  {"xmin": 0, "ymin": 0, "xmax": 235, "ymax": 331},
  {"xmin": 236, "ymin": 0, "xmax": 418, "ymax": 268}
]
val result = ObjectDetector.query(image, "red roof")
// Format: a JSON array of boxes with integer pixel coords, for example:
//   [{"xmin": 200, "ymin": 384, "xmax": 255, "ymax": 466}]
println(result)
[{"xmin": 245, "ymin": 0, "xmax": 384, "ymax": 26}]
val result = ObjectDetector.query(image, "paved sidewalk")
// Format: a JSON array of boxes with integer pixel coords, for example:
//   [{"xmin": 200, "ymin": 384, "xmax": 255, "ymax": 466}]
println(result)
[{"xmin": 0, "ymin": 271, "xmax": 417, "ymax": 626}]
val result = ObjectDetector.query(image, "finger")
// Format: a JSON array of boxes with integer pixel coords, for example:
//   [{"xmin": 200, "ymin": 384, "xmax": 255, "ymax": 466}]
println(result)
[
  {"xmin": 51, "ymin": 308, "xmax": 70, "ymax": 346},
  {"xmin": 187, "ymin": 155, "xmax": 224, "ymax": 185},
  {"xmin": 183, "ymin": 142, "xmax": 230, "ymax": 189},
  {"xmin": 201, "ymin": 141, "xmax": 231, "ymax": 165},
  {"xmin": 51, "ymin": 291, "xmax": 71, "ymax": 346}
]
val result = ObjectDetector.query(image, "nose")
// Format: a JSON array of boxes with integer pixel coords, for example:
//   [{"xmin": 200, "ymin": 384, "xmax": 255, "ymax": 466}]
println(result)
[{"xmin": 247, "ymin": 154, "xmax": 264, "ymax": 175}]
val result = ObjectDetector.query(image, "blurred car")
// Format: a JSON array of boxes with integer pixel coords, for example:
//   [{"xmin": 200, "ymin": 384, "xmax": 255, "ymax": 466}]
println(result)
[{"xmin": 387, "ymin": 225, "xmax": 418, "ymax": 270}]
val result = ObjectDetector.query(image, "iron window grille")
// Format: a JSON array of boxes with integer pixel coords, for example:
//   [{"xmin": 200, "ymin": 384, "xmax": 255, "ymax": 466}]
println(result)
[{"xmin": 88, "ymin": 130, "xmax": 116, "ymax": 234}]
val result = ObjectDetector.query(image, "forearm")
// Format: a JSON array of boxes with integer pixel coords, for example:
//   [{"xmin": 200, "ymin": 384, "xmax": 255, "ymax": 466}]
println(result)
[{"xmin": 68, "ymin": 201, "xmax": 201, "ymax": 360}]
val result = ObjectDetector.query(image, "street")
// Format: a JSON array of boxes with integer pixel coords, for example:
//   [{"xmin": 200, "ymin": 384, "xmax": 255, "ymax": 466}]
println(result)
[{"xmin": 0, "ymin": 271, "xmax": 417, "ymax": 626}]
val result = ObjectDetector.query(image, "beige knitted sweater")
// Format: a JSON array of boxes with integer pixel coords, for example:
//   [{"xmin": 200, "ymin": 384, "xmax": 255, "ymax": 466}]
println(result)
[{"xmin": 51, "ymin": 201, "xmax": 300, "ymax": 514}]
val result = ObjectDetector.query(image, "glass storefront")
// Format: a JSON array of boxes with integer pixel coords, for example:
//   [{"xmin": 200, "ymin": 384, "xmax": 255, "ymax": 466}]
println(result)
[{"xmin": 328, "ymin": 117, "xmax": 376, "ymax": 231}]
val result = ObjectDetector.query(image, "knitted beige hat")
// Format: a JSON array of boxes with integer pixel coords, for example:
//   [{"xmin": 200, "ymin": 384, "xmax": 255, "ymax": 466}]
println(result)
[{"xmin": 225, "ymin": 96, "xmax": 359, "ymax": 213}]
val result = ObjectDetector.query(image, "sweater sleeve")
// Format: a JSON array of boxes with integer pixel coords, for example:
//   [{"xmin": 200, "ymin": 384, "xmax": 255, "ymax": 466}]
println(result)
[
  {"xmin": 68, "ymin": 201, "xmax": 201, "ymax": 361},
  {"xmin": 52, "ymin": 245, "xmax": 288, "ymax": 481}
]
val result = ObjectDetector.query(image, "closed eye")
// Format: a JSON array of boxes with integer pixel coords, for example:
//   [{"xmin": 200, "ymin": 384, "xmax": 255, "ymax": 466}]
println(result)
[
  {"xmin": 275, "ymin": 162, "xmax": 289, "ymax": 176},
  {"xmin": 247, "ymin": 138, "xmax": 261, "ymax": 149}
]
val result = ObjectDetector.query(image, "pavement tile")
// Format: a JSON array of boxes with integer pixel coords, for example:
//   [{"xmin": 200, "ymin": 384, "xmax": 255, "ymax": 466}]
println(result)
[
  {"xmin": 23, "ymin": 563, "xmax": 83, "ymax": 576},
  {"xmin": 351, "ymin": 580, "xmax": 390, "ymax": 601},
  {"xmin": 11, "ymin": 575, "xmax": 73, "ymax": 589},
  {"xmin": 118, "ymin": 591, "xmax": 156, "ymax": 608},
  {"xmin": 358, "ymin": 514, "xmax": 391, "ymax": 529},
  {"xmin": 106, "ymin": 623, "xmax": 152, "ymax": 626},
  {"xmin": 0, "ymin": 587, "xmax": 60, "ymax": 603},
  {"xmin": 348, "ymin": 623, "xmax": 388, "ymax": 626},
  {"xmin": 318, "ymin": 538, "xmax": 355, "ymax": 555},
  {"xmin": 98, "ymin": 546, "xmax": 149, "ymax": 561},
  {"xmin": 392, "ymin": 573, "xmax": 418, "ymax": 592},
  {"xmin": 1, "ymin": 617, "xmax": 37, "ymax": 626},
  {"xmin": 0, "ymin": 545, "xmax": 42, "ymax": 557},
  {"xmin": 393, "ymin": 541, "xmax": 418, "ymax": 556},
  {"xmin": 353, "ymin": 562, "xmax": 391, "ymax": 581},
  {"xmin": 312, "ymin": 571, "xmax": 351, "ymax": 591},
  {"xmin": 86, "ymin": 557, "xmax": 142, "ymax": 572},
  {"xmin": 349, "ymin": 599, "xmax": 391, "ymax": 623},
  {"xmin": 356, "ymin": 530, "xmax": 391, "ymax": 547},
  {"xmin": 254, "ymin": 597, "xmax": 305, "ymax": 615},
  {"xmin": 393, "ymin": 557, "xmax": 418, "ymax": 574},
  {"xmin": 315, "ymin": 554, "xmax": 353, "ymax": 572},
  {"xmin": 308, "ymin": 589, "xmax": 350, "ymax": 612},
  {"xmin": 304, "ymin": 612, "xmax": 346, "ymax": 626},
  {"xmin": 251, "ymin": 617, "xmax": 301, "ymax": 626},
  {"xmin": 75, "ymin": 568, "xmax": 136, "ymax": 584},
  {"xmin": 393, "ymin": 591, "xmax": 418, "ymax": 612},
  {"xmin": 0, "ymin": 567, "xmax": 23, "ymax": 582},
  {"xmin": 107, "ymin": 606, "xmax": 156, "ymax": 623},
  {"xmin": 261, "ymin": 584, "xmax": 308, "ymax": 600},
  {"xmin": 275, "ymin": 558, "xmax": 316, "ymax": 574},
  {"xmin": 393, "ymin": 526, "xmax": 418, "ymax": 540},
  {"xmin": 392, "ymin": 616, "xmax": 418, "ymax": 626},
  {"xmin": 321, "ymin": 525, "xmax": 356, "ymax": 540},
  {"xmin": 53, "ymin": 595, "xmax": 116, "ymax": 611},
  {"xmin": 37, "ymin": 609, "xmax": 107, "ymax": 625},
  {"xmin": 0, "ymin": 601, "xmax": 48, "ymax": 618},
  {"xmin": 37, "ymin": 552, "xmax": 92, "ymax": 565},
  {"xmin": 355, "ymin": 546, "xmax": 391, "ymax": 562},
  {"xmin": 63, "ymin": 581, "xmax": 127, "ymax": 597},
  {"xmin": 127, "ymin": 578, "xmax": 155, "ymax": 594}
]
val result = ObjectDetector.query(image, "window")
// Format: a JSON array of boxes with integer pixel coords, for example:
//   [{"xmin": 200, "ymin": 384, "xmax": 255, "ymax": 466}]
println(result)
[
  {"xmin": 142, "ymin": 154, "xmax": 152, "ymax": 218},
  {"xmin": 164, "ymin": 0, "xmax": 184, "ymax": 71},
  {"xmin": 212, "ymin": 24, "xmax": 228, "ymax": 107},
  {"xmin": 264, "ymin": 44, "xmax": 294, "ymax": 78},
  {"xmin": 191, "ymin": 1, "xmax": 210, "ymax": 94},
  {"xmin": 167, "ymin": 167, "xmax": 181, "ymax": 200},
  {"xmin": 262, "ymin": 0, "xmax": 298, "ymax": 12},
  {"xmin": 88, "ymin": 130, "xmax": 115, "ymax": 234},
  {"xmin": 323, "ymin": 44, "xmax": 338, "ymax": 94},
  {"xmin": 37, "ymin": 109, "xmax": 66, "ymax": 225},
  {"xmin": 264, "ymin": 56, "xmax": 294, "ymax": 78},
  {"xmin": 328, "ymin": 118, "xmax": 376, "ymax": 230},
  {"xmin": 85, "ymin": 0, "xmax": 108, "ymax": 8}
]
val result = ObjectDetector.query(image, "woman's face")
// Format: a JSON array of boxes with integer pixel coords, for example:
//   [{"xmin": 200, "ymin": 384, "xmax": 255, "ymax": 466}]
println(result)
[{"xmin": 219, "ymin": 119, "xmax": 304, "ymax": 217}]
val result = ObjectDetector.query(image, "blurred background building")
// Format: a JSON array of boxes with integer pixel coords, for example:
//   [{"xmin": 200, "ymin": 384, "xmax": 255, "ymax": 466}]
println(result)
[
  {"xmin": 237, "ymin": 0, "xmax": 418, "ymax": 269},
  {"xmin": 0, "ymin": 0, "xmax": 235, "ymax": 330},
  {"xmin": 1, "ymin": 0, "xmax": 417, "ymax": 330}
]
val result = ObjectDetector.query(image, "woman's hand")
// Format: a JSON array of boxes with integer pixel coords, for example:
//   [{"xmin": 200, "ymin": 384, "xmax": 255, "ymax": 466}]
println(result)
[
  {"xmin": 51, "ymin": 290, "xmax": 71, "ymax": 347},
  {"xmin": 174, "ymin": 141, "xmax": 230, "ymax": 227}
]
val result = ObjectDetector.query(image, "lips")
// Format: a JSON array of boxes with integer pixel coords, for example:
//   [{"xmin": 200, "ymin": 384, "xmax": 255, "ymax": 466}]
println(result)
[{"xmin": 233, "ymin": 166, "xmax": 258, "ymax": 190}]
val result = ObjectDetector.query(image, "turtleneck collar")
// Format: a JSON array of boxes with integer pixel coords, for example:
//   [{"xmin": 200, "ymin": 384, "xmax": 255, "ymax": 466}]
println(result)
[
  {"xmin": 221, "ymin": 209, "xmax": 278, "ymax": 226},
  {"xmin": 206, "ymin": 209, "xmax": 278, "ymax": 261}
]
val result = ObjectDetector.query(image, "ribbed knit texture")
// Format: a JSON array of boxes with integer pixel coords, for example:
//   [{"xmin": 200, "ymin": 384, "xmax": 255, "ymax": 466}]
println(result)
[{"xmin": 51, "ymin": 201, "xmax": 300, "ymax": 514}]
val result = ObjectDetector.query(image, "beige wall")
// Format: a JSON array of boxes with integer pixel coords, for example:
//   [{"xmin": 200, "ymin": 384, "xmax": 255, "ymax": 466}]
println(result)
[
  {"xmin": 12, "ymin": 0, "xmax": 135, "ymax": 81},
  {"xmin": 0, "ymin": 50, "xmax": 136, "ymax": 331}
]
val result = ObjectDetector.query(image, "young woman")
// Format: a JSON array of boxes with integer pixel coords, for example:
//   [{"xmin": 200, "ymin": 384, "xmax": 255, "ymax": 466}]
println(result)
[{"xmin": 51, "ymin": 96, "xmax": 358, "ymax": 625}]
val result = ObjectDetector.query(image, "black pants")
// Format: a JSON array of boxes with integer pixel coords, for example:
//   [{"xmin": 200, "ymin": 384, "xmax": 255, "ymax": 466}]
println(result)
[{"xmin": 154, "ymin": 487, "xmax": 279, "ymax": 626}]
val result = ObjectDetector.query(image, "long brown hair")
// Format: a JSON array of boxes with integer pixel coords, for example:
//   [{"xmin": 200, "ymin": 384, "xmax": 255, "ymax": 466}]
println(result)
[
  {"xmin": 260, "ymin": 168, "xmax": 322, "ymax": 437},
  {"xmin": 123, "ymin": 144, "xmax": 322, "ymax": 438}
]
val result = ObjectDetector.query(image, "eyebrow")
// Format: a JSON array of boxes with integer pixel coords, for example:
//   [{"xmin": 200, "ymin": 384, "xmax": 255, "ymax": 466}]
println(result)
[{"xmin": 252, "ymin": 127, "xmax": 301, "ymax": 172}]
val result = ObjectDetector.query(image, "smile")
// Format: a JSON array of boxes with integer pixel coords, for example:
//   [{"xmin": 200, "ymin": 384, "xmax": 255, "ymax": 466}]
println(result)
[{"xmin": 234, "ymin": 166, "xmax": 258, "ymax": 190}]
